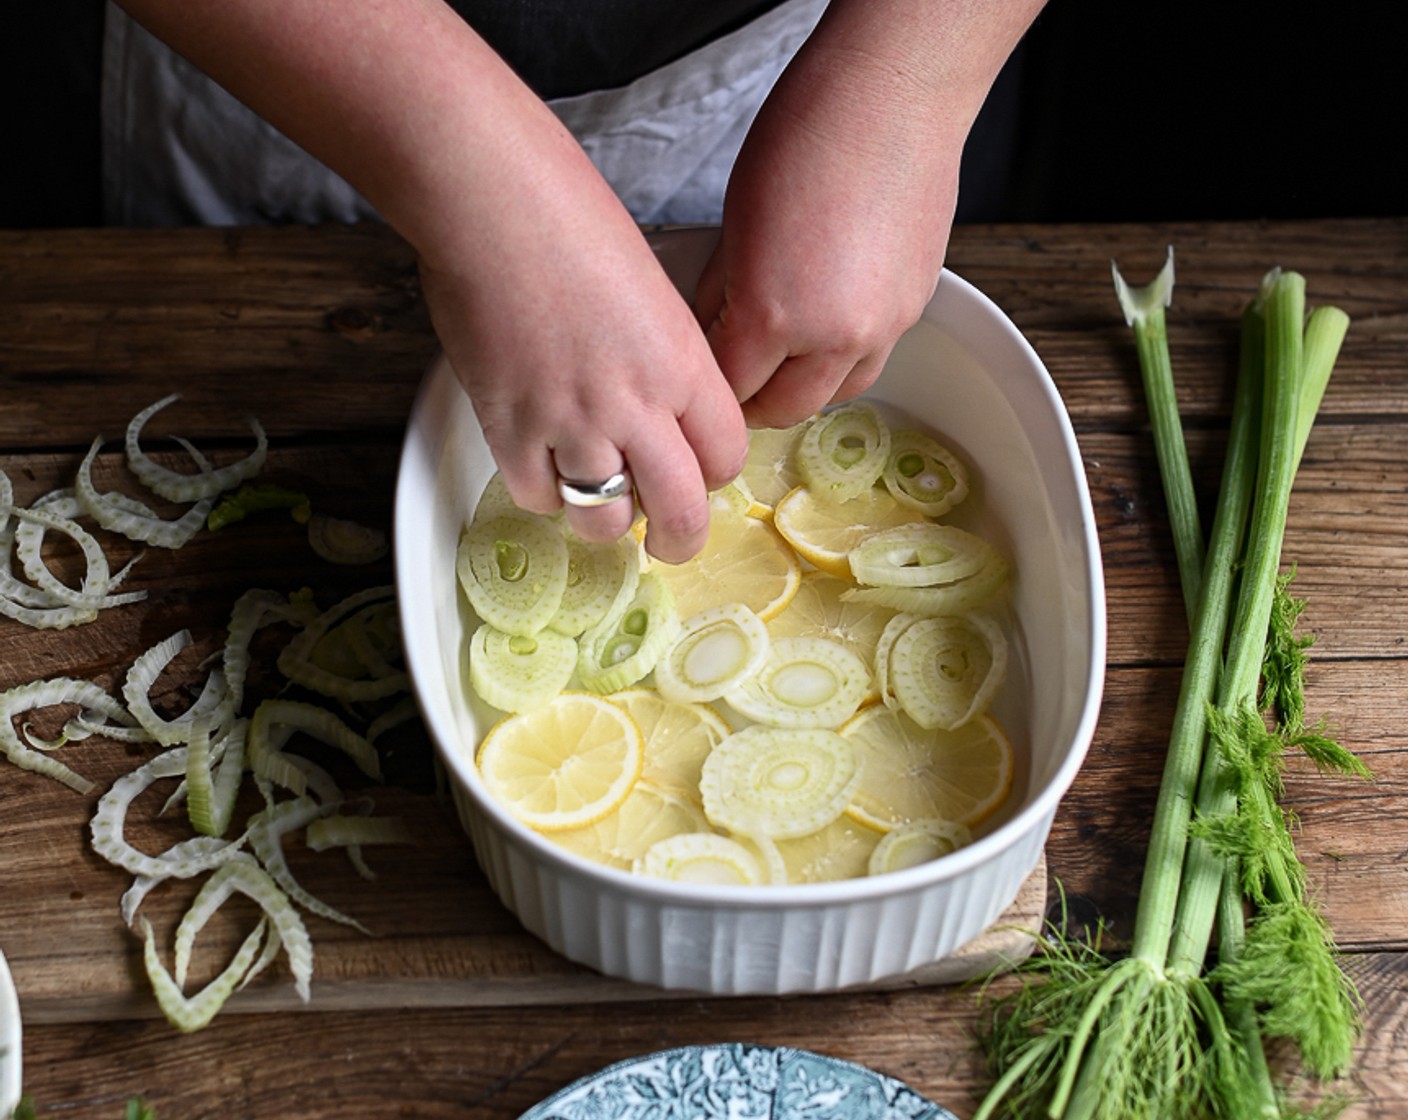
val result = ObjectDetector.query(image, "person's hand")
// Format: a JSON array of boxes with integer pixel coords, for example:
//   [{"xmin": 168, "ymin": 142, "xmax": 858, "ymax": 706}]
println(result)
[
  {"xmin": 695, "ymin": 0, "xmax": 1041, "ymax": 429},
  {"xmin": 694, "ymin": 117, "xmax": 956, "ymax": 430},
  {"xmin": 420, "ymin": 169, "xmax": 748, "ymax": 564},
  {"xmin": 109, "ymin": 0, "xmax": 747, "ymax": 563}
]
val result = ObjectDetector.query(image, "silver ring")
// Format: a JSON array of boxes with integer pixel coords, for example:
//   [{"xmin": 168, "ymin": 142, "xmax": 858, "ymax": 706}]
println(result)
[{"xmin": 557, "ymin": 470, "xmax": 633, "ymax": 508}]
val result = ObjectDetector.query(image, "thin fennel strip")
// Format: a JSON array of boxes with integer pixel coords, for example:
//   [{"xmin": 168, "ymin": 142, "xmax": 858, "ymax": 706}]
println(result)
[{"xmin": 124, "ymin": 393, "xmax": 268, "ymax": 503}]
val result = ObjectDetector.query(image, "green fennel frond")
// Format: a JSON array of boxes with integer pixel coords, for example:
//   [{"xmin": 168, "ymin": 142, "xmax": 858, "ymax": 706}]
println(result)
[
  {"xmin": 1261, "ymin": 570, "xmax": 1313, "ymax": 731},
  {"xmin": 1285, "ymin": 721, "xmax": 1372, "ymax": 780},
  {"xmin": 1212, "ymin": 899, "xmax": 1363, "ymax": 1080}
]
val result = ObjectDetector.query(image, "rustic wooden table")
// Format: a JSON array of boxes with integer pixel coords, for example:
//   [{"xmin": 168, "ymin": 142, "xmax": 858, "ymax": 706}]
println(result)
[{"xmin": 1, "ymin": 219, "xmax": 1404, "ymax": 1118}]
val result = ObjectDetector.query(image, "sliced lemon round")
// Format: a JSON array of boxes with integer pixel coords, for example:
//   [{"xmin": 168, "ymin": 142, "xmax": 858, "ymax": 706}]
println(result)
[
  {"xmin": 840, "ymin": 706, "xmax": 1014, "ymax": 831},
  {"xmin": 774, "ymin": 814, "xmax": 885, "ymax": 884},
  {"xmin": 633, "ymin": 832, "xmax": 773, "ymax": 885},
  {"xmin": 651, "ymin": 511, "xmax": 800, "ymax": 623},
  {"xmin": 547, "ymin": 779, "xmax": 709, "ymax": 871},
  {"xmin": 476, "ymin": 691, "xmax": 643, "ymax": 831},
  {"xmin": 867, "ymin": 817, "xmax": 973, "ymax": 876},
  {"xmin": 611, "ymin": 687, "xmax": 731, "ymax": 804},
  {"xmin": 772, "ymin": 485, "xmax": 926, "ymax": 579},
  {"xmin": 739, "ymin": 422, "xmax": 807, "ymax": 513},
  {"xmin": 700, "ymin": 725, "xmax": 860, "ymax": 840}
]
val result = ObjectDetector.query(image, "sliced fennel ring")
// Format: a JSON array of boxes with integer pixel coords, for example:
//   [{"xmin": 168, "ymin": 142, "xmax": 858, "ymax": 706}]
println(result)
[
  {"xmin": 881, "ymin": 429, "xmax": 970, "ymax": 517},
  {"xmin": 576, "ymin": 571, "xmax": 680, "ymax": 693},
  {"xmin": 867, "ymin": 817, "xmax": 974, "ymax": 876},
  {"xmin": 456, "ymin": 511, "xmax": 569, "ymax": 637},
  {"xmin": 887, "ymin": 612, "xmax": 1008, "ymax": 730},
  {"xmin": 797, "ymin": 401, "xmax": 892, "ymax": 503},
  {"xmin": 125, "ymin": 393, "xmax": 268, "ymax": 503},
  {"xmin": 468, "ymin": 622, "xmax": 577, "ymax": 713},
  {"xmin": 699, "ymin": 724, "xmax": 860, "ymax": 840},
  {"xmin": 654, "ymin": 602, "xmax": 770, "ymax": 705},
  {"xmin": 847, "ymin": 522, "xmax": 1000, "ymax": 589},
  {"xmin": 724, "ymin": 635, "xmax": 870, "ymax": 729},
  {"xmin": 633, "ymin": 832, "xmax": 774, "ymax": 886},
  {"xmin": 548, "ymin": 532, "xmax": 639, "ymax": 638}
]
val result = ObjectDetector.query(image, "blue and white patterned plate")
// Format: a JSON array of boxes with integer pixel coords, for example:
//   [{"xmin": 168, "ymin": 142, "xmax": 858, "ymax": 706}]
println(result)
[{"xmin": 519, "ymin": 1043, "xmax": 957, "ymax": 1120}]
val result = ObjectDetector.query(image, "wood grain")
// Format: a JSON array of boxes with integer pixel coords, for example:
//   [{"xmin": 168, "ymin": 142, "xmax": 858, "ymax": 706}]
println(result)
[{"xmin": 4, "ymin": 218, "xmax": 1407, "ymax": 1120}]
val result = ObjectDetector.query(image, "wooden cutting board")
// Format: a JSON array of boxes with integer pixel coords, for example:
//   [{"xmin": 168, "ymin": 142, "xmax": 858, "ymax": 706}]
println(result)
[{"xmin": 2, "ymin": 732, "xmax": 1046, "ymax": 1025}]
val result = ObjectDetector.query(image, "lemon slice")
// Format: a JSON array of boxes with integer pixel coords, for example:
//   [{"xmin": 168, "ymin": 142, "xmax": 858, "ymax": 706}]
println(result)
[
  {"xmin": 774, "ymin": 814, "xmax": 885, "ymax": 884},
  {"xmin": 548, "ymin": 779, "xmax": 709, "ymax": 871},
  {"xmin": 725, "ymin": 636, "xmax": 870, "ymax": 729},
  {"xmin": 651, "ymin": 510, "xmax": 800, "ymax": 623},
  {"xmin": 468, "ymin": 623, "xmax": 577, "ymax": 714},
  {"xmin": 611, "ymin": 687, "xmax": 731, "ymax": 803},
  {"xmin": 840, "ymin": 706, "xmax": 1014, "ymax": 830},
  {"xmin": 739, "ymin": 422, "xmax": 807, "ymax": 512},
  {"xmin": 654, "ymin": 602, "xmax": 770, "ymax": 704},
  {"xmin": 797, "ymin": 402, "xmax": 892, "ymax": 503},
  {"xmin": 633, "ymin": 832, "xmax": 773, "ymax": 885},
  {"xmin": 700, "ymin": 725, "xmax": 860, "ymax": 840},
  {"xmin": 765, "ymin": 571, "xmax": 895, "ymax": 701},
  {"xmin": 772, "ymin": 485, "xmax": 926, "ymax": 579},
  {"xmin": 476, "ymin": 691, "xmax": 643, "ymax": 831},
  {"xmin": 881, "ymin": 430, "xmax": 970, "ymax": 517},
  {"xmin": 867, "ymin": 817, "xmax": 973, "ymax": 876},
  {"xmin": 456, "ymin": 512, "xmax": 568, "ymax": 636}
]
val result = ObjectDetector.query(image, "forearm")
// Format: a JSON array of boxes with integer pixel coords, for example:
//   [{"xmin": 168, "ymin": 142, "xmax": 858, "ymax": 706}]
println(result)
[
  {"xmin": 783, "ymin": 0, "xmax": 1045, "ymax": 155},
  {"xmin": 112, "ymin": 0, "xmax": 626, "ymax": 266}
]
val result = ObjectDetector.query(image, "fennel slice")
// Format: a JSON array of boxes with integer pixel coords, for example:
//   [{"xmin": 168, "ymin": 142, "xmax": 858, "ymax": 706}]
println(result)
[
  {"xmin": 796, "ymin": 401, "xmax": 892, "ymax": 503},
  {"xmin": 124, "ymin": 393, "xmax": 268, "ymax": 504},
  {"xmin": 247, "ymin": 699, "xmax": 382, "ymax": 796},
  {"xmin": 847, "ymin": 522, "xmax": 998, "ymax": 589},
  {"xmin": 724, "ymin": 635, "xmax": 870, "ymax": 730},
  {"xmin": 75, "ymin": 434, "xmax": 213, "ymax": 550},
  {"xmin": 577, "ymin": 571, "xmax": 681, "ymax": 694},
  {"xmin": 141, "ymin": 914, "xmax": 268, "ymax": 1033},
  {"xmin": 168, "ymin": 853, "xmax": 315, "ymax": 1003},
  {"xmin": 277, "ymin": 585, "xmax": 409, "ymax": 702},
  {"xmin": 881, "ymin": 429, "xmax": 970, "ymax": 517},
  {"xmin": 468, "ymin": 623, "xmax": 577, "ymax": 713},
  {"xmin": 867, "ymin": 817, "xmax": 973, "ymax": 876},
  {"xmin": 841, "ymin": 553, "xmax": 1009, "ymax": 615},
  {"xmin": 633, "ymin": 832, "xmax": 772, "ymax": 886},
  {"xmin": 246, "ymin": 796, "xmax": 370, "ymax": 934},
  {"xmin": 456, "ymin": 511, "xmax": 569, "ymax": 637},
  {"xmin": 653, "ymin": 602, "xmax": 770, "ymax": 705},
  {"xmin": 90, "ymin": 746, "xmax": 248, "ymax": 879},
  {"xmin": 888, "ymin": 612, "xmax": 1008, "ymax": 731},
  {"xmin": 699, "ymin": 725, "xmax": 860, "ymax": 841},
  {"xmin": 547, "ymin": 533, "xmax": 639, "ymax": 637},
  {"xmin": 306, "ymin": 513, "xmax": 388, "ymax": 566}
]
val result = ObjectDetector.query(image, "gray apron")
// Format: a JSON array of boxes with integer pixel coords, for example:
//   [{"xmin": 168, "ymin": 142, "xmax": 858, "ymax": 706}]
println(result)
[{"xmin": 100, "ymin": 0, "xmax": 829, "ymax": 228}]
